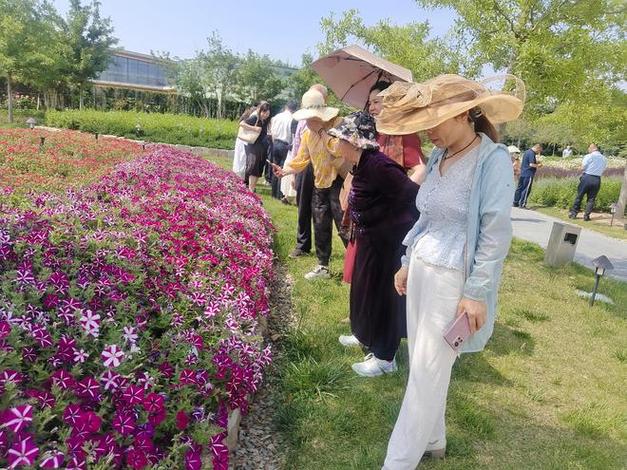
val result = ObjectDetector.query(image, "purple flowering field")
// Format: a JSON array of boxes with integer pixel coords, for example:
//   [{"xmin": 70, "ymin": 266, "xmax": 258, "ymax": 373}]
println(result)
[{"xmin": 0, "ymin": 144, "xmax": 274, "ymax": 469}]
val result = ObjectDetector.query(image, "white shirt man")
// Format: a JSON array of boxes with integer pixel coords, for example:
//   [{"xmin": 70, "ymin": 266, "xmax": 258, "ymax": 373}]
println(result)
[{"xmin": 270, "ymin": 106, "xmax": 295, "ymax": 144}]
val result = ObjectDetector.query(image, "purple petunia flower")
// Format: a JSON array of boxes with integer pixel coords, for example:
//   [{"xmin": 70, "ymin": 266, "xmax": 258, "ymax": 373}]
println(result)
[
  {"xmin": 1, "ymin": 405, "xmax": 33, "ymax": 433},
  {"xmin": 7, "ymin": 435, "xmax": 38, "ymax": 468},
  {"xmin": 40, "ymin": 449, "xmax": 65, "ymax": 468}
]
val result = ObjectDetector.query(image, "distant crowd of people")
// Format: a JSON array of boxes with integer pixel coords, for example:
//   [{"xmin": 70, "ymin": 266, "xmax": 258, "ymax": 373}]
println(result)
[{"xmin": 231, "ymin": 73, "xmax": 608, "ymax": 467}]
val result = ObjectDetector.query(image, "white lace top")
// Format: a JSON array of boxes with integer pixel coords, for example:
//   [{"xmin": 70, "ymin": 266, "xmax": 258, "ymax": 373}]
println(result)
[{"xmin": 412, "ymin": 146, "xmax": 480, "ymax": 271}]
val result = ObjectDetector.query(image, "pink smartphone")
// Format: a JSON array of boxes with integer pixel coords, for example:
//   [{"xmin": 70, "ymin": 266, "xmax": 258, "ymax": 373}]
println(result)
[{"xmin": 443, "ymin": 313, "xmax": 471, "ymax": 352}]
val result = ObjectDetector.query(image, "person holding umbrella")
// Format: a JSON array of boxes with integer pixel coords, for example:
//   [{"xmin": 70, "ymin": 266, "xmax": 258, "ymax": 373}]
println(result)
[{"xmin": 272, "ymin": 90, "xmax": 348, "ymax": 280}]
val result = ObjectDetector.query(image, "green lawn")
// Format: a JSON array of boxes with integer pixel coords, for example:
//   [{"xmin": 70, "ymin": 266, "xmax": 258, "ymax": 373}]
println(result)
[
  {"xmin": 535, "ymin": 206, "xmax": 627, "ymax": 241},
  {"xmin": 200, "ymin": 153, "xmax": 627, "ymax": 469}
]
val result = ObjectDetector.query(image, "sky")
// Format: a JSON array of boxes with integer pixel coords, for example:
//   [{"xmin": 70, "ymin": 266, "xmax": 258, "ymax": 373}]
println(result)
[{"xmin": 51, "ymin": 0, "xmax": 456, "ymax": 66}]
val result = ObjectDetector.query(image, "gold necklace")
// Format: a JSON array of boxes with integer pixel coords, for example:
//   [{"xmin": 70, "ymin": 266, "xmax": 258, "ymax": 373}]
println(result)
[{"xmin": 443, "ymin": 134, "xmax": 479, "ymax": 160}]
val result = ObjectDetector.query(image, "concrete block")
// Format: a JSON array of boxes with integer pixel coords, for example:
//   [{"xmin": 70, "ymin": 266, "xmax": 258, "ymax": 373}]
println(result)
[{"xmin": 544, "ymin": 222, "xmax": 581, "ymax": 267}]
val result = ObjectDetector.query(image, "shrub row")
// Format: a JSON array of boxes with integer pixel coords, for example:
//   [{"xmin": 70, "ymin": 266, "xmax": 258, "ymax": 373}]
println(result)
[
  {"xmin": 45, "ymin": 110, "xmax": 238, "ymax": 150},
  {"xmin": 528, "ymin": 177, "xmax": 621, "ymax": 211}
]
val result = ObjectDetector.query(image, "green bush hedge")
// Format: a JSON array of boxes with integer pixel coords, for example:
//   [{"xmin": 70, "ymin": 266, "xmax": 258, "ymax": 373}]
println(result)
[
  {"xmin": 528, "ymin": 177, "xmax": 621, "ymax": 211},
  {"xmin": 46, "ymin": 109, "xmax": 238, "ymax": 149},
  {"xmin": 0, "ymin": 109, "xmax": 46, "ymax": 128}
]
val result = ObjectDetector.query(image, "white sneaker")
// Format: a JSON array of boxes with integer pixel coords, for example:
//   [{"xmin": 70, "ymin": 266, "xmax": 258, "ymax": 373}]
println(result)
[
  {"xmin": 351, "ymin": 353, "xmax": 397, "ymax": 377},
  {"xmin": 339, "ymin": 334, "xmax": 361, "ymax": 347},
  {"xmin": 304, "ymin": 265, "xmax": 330, "ymax": 280}
]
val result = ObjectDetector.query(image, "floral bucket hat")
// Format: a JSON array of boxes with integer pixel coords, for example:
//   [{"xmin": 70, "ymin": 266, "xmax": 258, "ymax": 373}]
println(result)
[{"xmin": 327, "ymin": 111, "xmax": 379, "ymax": 150}]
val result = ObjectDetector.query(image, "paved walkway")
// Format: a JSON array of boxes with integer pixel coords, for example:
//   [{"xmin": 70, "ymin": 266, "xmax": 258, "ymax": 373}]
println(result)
[{"xmin": 511, "ymin": 208, "xmax": 627, "ymax": 282}]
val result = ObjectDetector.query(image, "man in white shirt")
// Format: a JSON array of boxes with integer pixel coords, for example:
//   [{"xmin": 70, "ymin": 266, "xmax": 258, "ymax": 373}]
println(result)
[
  {"xmin": 269, "ymin": 101, "xmax": 297, "ymax": 199},
  {"xmin": 562, "ymin": 145, "xmax": 573, "ymax": 158},
  {"xmin": 569, "ymin": 144, "xmax": 608, "ymax": 221}
]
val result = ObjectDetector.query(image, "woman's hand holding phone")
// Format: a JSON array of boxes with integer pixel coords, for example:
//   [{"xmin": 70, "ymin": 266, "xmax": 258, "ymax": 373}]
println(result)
[{"xmin": 456, "ymin": 297, "xmax": 487, "ymax": 334}]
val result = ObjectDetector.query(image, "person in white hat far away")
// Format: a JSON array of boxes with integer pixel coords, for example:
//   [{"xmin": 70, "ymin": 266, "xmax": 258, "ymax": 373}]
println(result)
[{"xmin": 272, "ymin": 89, "xmax": 349, "ymax": 280}]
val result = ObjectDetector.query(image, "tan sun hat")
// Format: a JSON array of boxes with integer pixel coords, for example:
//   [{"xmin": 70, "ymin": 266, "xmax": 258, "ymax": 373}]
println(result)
[
  {"xmin": 292, "ymin": 90, "xmax": 339, "ymax": 122},
  {"xmin": 376, "ymin": 74, "xmax": 525, "ymax": 135}
]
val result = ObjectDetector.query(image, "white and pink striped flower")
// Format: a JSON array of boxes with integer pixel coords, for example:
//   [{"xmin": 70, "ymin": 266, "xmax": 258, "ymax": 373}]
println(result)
[{"xmin": 101, "ymin": 344, "xmax": 124, "ymax": 368}]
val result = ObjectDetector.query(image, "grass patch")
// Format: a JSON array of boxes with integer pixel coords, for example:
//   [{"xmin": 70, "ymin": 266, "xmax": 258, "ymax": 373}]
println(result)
[
  {"xmin": 203, "ymin": 153, "xmax": 627, "ymax": 469},
  {"xmin": 536, "ymin": 206, "xmax": 627, "ymax": 241}
]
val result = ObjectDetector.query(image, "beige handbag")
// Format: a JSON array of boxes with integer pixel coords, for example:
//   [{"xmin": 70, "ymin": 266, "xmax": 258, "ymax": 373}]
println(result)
[{"xmin": 237, "ymin": 118, "xmax": 261, "ymax": 143}]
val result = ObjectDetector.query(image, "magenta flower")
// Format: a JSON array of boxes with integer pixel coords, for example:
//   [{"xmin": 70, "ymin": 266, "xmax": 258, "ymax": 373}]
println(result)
[
  {"xmin": 101, "ymin": 344, "xmax": 124, "ymax": 368},
  {"xmin": 143, "ymin": 392, "xmax": 164, "ymax": 414},
  {"xmin": 158, "ymin": 362, "xmax": 174, "ymax": 378},
  {"xmin": 63, "ymin": 404, "xmax": 83, "ymax": 426},
  {"xmin": 0, "ymin": 321, "xmax": 11, "ymax": 339},
  {"xmin": 50, "ymin": 369, "xmax": 76, "ymax": 390},
  {"xmin": 184, "ymin": 446, "xmax": 202, "ymax": 470},
  {"xmin": 0, "ymin": 369, "xmax": 24, "ymax": 387},
  {"xmin": 112, "ymin": 411, "xmax": 135, "ymax": 436},
  {"xmin": 75, "ymin": 376, "xmax": 101, "ymax": 402},
  {"xmin": 22, "ymin": 347, "xmax": 36, "ymax": 362},
  {"xmin": 1, "ymin": 404, "xmax": 33, "ymax": 433},
  {"xmin": 175, "ymin": 410, "xmax": 189, "ymax": 430},
  {"xmin": 74, "ymin": 411, "xmax": 101, "ymax": 433},
  {"xmin": 40, "ymin": 450, "xmax": 65, "ymax": 468},
  {"xmin": 100, "ymin": 370, "xmax": 121, "ymax": 391},
  {"xmin": 178, "ymin": 369, "xmax": 196, "ymax": 386},
  {"xmin": 7, "ymin": 436, "xmax": 38, "ymax": 468},
  {"xmin": 126, "ymin": 448, "xmax": 148, "ymax": 470},
  {"xmin": 121, "ymin": 384, "xmax": 144, "ymax": 405}
]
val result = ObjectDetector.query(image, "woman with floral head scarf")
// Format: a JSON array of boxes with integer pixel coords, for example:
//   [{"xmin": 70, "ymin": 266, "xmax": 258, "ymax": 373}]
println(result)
[
  {"xmin": 329, "ymin": 111, "xmax": 421, "ymax": 377},
  {"xmin": 376, "ymin": 74, "xmax": 524, "ymax": 467}
]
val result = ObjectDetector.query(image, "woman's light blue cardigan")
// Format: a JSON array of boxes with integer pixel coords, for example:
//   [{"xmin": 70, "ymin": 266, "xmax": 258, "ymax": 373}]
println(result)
[{"xmin": 401, "ymin": 133, "xmax": 514, "ymax": 353}]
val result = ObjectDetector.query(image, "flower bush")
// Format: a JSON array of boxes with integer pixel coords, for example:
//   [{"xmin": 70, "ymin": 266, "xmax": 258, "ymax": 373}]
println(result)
[
  {"xmin": 0, "ymin": 129, "xmax": 144, "ymax": 199},
  {"xmin": 529, "ymin": 176, "xmax": 621, "ymax": 211},
  {"xmin": 0, "ymin": 146, "xmax": 274, "ymax": 469}
]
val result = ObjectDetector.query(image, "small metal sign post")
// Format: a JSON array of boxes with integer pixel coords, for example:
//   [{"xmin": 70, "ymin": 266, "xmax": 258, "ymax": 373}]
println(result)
[
  {"xmin": 590, "ymin": 256, "xmax": 614, "ymax": 306},
  {"xmin": 609, "ymin": 203, "xmax": 617, "ymax": 227}
]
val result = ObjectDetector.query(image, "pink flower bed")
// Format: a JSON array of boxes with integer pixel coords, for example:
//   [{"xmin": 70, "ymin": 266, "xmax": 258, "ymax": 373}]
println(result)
[{"xmin": 0, "ymin": 147, "xmax": 274, "ymax": 469}]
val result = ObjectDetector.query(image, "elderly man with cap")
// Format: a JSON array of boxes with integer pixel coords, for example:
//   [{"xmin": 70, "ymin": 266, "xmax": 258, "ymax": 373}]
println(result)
[{"xmin": 273, "ymin": 89, "xmax": 348, "ymax": 280}]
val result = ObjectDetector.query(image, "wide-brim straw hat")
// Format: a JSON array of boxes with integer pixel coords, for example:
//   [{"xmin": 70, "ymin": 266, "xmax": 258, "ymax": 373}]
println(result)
[
  {"xmin": 327, "ymin": 111, "xmax": 379, "ymax": 150},
  {"xmin": 507, "ymin": 145, "xmax": 521, "ymax": 154},
  {"xmin": 376, "ymin": 74, "xmax": 525, "ymax": 135},
  {"xmin": 293, "ymin": 89, "xmax": 339, "ymax": 122}
]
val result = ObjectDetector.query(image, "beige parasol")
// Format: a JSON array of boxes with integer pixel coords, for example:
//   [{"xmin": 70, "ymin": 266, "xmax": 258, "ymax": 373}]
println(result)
[{"xmin": 311, "ymin": 45, "xmax": 413, "ymax": 109}]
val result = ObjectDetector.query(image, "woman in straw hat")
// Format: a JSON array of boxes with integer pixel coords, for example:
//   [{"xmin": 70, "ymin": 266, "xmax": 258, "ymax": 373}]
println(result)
[
  {"xmin": 376, "ymin": 74, "xmax": 524, "ymax": 467},
  {"xmin": 272, "ymin": 89, "xmax": 349, "ymax": 280},
  {"xmin": 327, "ymin": 111, "xmax": 421, "ymax": 377}
]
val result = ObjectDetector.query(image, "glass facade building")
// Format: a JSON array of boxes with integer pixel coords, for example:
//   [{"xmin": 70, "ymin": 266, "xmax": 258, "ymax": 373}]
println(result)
[{"xmin": 94, "ymin": 50, "xmax": 173, "ymax": 92}]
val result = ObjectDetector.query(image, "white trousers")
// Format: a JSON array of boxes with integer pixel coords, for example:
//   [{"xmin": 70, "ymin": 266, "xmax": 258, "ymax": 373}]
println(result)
[
  {"xmin": 383, "ymin": 256, "xmax": 463, "ymax": 469},
  {"xmin": 232, "ymin": 138, "xmax": 247, "ymax": 179}
]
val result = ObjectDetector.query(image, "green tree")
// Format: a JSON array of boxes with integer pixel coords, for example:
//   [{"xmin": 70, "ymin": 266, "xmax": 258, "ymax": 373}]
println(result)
[
  {"xmin": 318, "ymin": 9, "xmax": 478, "ymax": 82},
  {"xmin": 0, "ymin": 0, "xmax": 56, "ymax": 122},
  {"xmin": 286, "ymin": 53, "xmax": 321, "ymax": 100},
  {"xmin": 60, "ymin": 0, "xmax": 117, "ymax": 110},
  {"xmin": 416, "ymin": 0, "xmax": 626, "ymax": 112},
  {"xmin": 236, "ymin": 50, "xmax": 284, "ymax": 104}
]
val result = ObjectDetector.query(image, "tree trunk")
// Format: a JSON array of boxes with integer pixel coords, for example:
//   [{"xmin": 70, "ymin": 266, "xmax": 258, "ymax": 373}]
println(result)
[
  {"xmin": 7, "ymin": 76, "xmax": 13, "ymax": 123},
  {"xmin": 616, "ymin": 163, "xmax": 627, "ymax": 220},
  {"xmin": 79, "ymin": 87, "xmax": 84, "ymax": 110}
]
